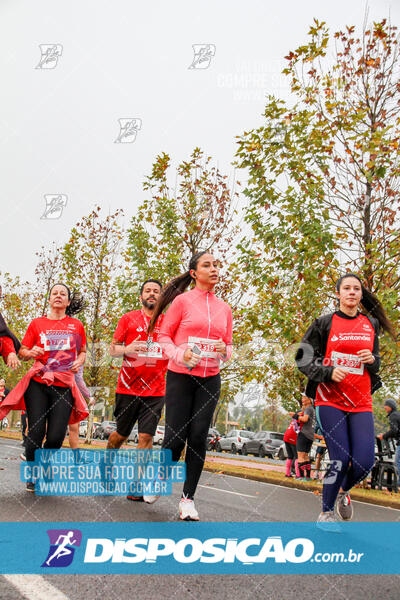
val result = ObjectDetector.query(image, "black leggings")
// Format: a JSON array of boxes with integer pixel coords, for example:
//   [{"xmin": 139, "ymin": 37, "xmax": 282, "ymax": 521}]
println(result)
[
  {"xmin": 162, "ymin": 370, "xmax": 221, "ymax": 499},
  {"xmin": 285, "ymin": 442, "xmax": 297, "ymax": 460},
  {"xmin": 24, "ymin": 379, "xmax": 74, "ymax": 463}
]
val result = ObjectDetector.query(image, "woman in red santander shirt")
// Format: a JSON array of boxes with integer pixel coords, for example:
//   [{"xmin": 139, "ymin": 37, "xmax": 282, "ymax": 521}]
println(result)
[
  {"xmin": 1, "ymin": 284, "xmax": 89, "ymax": 492},
  {"xmin": 145, "ymin": 251, "xmax": 233, "ymax": 521},
  {"xmin": 296, "ymin": 273, "xmax": 395, "ymax": 528}
]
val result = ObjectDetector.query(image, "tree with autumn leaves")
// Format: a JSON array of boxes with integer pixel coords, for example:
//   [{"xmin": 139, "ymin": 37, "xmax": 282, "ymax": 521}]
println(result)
[{"xmin": 236, "ymin": 18, "xmax": 400, "ymax": 411}]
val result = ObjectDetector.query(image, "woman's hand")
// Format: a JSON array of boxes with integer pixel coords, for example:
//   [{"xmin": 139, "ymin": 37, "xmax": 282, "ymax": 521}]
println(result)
[
  {"xmin": 357, "ymin": 349, "xmax": 375, "ymax": 364},
  {"xmin": 183, "ymin": 348, "xmax": 201, "ymax": 369},
  {"xmin": 215, "ymin": 339, "xmax": 227, "ymax": 358},
  {"xmin": 29, "ymin": 346, "xmax": 45, "ymax": 359},
  {"xmin": 6, "ymin": 352, "xmax": 21, "ymax": 370},
  {"xmin": 331, "ymin": 367, "xmax": 348, "ymax": 382}
]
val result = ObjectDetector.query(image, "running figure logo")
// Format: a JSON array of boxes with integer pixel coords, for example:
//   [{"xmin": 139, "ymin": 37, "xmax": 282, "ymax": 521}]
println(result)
[
  {"xmin": 42, "ymin": 529, "xmax": 82, "ymax": 567},
  {"xmin": 188, "ymin": 44, "xmax": 216, "ymax": 69},
  {"xmin": 114, "ymin": 118, "xmax": 142, "ymax": 143},
  {"xmin": 36, "ymin": 44, "xmax": 63, "ymax": 69},
  {"xmin": 41, "ymin": 194, "xmax": 68, "ymax": 220}
]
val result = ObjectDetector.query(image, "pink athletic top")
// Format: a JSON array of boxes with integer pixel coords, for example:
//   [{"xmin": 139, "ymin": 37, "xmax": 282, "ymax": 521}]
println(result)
[{"xmin": 159, "ymin": 287, "xmax": 233, "ymax": 378}]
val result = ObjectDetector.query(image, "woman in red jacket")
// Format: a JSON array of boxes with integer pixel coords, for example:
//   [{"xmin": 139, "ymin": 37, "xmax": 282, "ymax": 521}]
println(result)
[
  {"xmin": 1, "ymin": 284, "xmax": 89, "ymax": 492},
  {"xmin": 145, "ymin": 251, "xmax": 233, "ymax": 520}
]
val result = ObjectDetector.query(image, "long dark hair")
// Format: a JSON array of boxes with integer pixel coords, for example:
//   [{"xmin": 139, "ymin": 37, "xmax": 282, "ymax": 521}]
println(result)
[
  {"xmin": 336, "ymin": 273, "xmax": 396, "ymax": 338},
  {"xmin": 49, "ymin": 283, "xmax": 85, "ymax": 317},
  {"xmin": 148, "ymin": 251, "xmax": 208, "ymax": 333}
]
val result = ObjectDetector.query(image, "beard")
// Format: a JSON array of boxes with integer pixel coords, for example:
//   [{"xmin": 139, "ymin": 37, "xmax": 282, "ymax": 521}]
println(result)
[{"xmin": 142, "ymin": 297, "xmax": 156, "ymax": 310}]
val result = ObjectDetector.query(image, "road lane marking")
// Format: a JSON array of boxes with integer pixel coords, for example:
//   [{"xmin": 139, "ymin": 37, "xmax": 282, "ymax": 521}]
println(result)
[
  {"xmin": 3, "ymin": 575, "xmax": 70, "ymax": 600},
  {"xmin": 216, "ymin": 474, "xmax": 400, "ymax": 511},
  {"xmin": 198, "ymin": 485, "xmax": 256, "ymax": 498}
]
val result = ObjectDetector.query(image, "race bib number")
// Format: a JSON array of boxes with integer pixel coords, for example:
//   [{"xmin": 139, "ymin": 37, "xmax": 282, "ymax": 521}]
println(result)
[
  {"xmin": 331, "ymin": 351, "xmax": 364, "ymax": 375},
  {"xmin": 188, "ymin": 336, "xmax": 218, "ymax": 358},
  {"xmin": 40, "ymin": 332, "xmax": 71, "ymax": 351},
  {"xmin": 137, "ymin": 341, "xmax": 163, "ymax": 359}
]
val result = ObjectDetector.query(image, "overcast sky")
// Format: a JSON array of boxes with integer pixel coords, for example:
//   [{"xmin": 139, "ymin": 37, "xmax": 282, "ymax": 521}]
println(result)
[{"xmin": 1, "ymin": 0, "xmax": 399, "ymax": 282}]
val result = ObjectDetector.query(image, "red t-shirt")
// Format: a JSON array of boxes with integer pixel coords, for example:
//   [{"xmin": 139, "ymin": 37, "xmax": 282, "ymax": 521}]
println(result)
[
  {"xmin": 315, "ymin": 313, "xmax": 375, "ymax": 412},
  {"xmin": 22, "ymin": 316, "xmax": 86, "ymax": 388},
  {"xmin": 283, "ymin": 419, "xmax": 298, "ymax": 445},
  {"xmin": 114, "ymin": 310, "xmax": 168, "ymax": 397},
  {"xmin": 0, "ymin": 336, "xmax": 15, "ymax": 362}
]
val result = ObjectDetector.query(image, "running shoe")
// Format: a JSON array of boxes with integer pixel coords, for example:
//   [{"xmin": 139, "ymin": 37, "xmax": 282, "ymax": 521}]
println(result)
[
  {"xmin": 335, "ymin": 492, "xmax": 353, "ymax": 521},
  {"xmin": 143, "ymin": 494, "xmax": 160, "ymax": 504},
  {"xmin": 126, "ymin": 495, "xmax": 144, "ymax": 502},
  {"xmin": 316, "ymin": 511, "xmax": 342, "ymax": 533},
  {"xmin": 179, "ymin": 496, "xmax": 199, "ymax": 521},
  {"xmin": 26, "ymin": 482, "xmax": 35, "ymax": 493},
  {"xmin": 20, "ymin": 452, "xmax": 26, "ymax": 461}
]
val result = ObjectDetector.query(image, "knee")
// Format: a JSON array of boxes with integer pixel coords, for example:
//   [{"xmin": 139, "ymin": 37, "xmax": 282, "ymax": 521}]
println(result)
[
  {"xmin": 107, "ymin": 431, "xmax": 127, "ymax": 449},
  {"xmin": 45, "ymin": 434, "xmax": 64, "ymax": 449},
  {"xmin": 352, "ymin": 453, "xmax": 375, "ymax": 478}
]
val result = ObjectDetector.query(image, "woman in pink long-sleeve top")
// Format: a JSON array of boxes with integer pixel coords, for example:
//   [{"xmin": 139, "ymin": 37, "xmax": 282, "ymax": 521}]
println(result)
[{"xmin": 145, "ymin": 251, "xmax": 233, "ymax": 521}]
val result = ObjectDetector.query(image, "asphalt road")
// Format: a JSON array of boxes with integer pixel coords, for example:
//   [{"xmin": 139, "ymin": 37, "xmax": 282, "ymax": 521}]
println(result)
[{"xmin": 0, "ymin": 438, "xmax": 399, "ymax": 600}]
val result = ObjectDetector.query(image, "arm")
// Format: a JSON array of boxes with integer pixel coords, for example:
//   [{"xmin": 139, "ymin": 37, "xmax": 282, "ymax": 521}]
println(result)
[
  {"xmin": 18, "ymin": 321, "xmax": 44, "ymax": 361},
  {"xmin": 74, "ymin": 366, "xmax": 90, "ymax": 399},
  {"xmin": 216, "ymin": 306, "xmax": 233, "ymax": 361},
  {"xmin": 1, "ymin": 336, "xmax": 21, "ymax": 369},
  {"xmin": 295, "ymin": 319, "xmax": 334, "ymax": 383},
  {"xmin": 158, "ymin": 297, "xmax": 186, "ymax": 366},
  {"xmin": 382, "ymin": 413, "xmax": 399, "ymax": 440},
  {"xmin": 109, "ymin": 315, "xmax": 147, "ymax": 358},
  {"xmin": 71, "ymin": 324, "xmax": 87, "ymax": 373},
  {"xmin": 365, "ymin": 319, "xmax": 380, "ymax": 376}
]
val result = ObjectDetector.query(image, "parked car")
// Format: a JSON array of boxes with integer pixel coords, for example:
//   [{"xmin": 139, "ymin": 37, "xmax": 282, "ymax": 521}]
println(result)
[
  {"xmin": 93, "ymin": 421, "xmax": 117, "ymax": 440},
  {"xmin": 128, "ymin": 424, "xmax": 139, "ymax": 444},
  {"xmin": 275, "ymin": 441, "xmax": 287, "ymax": 461},
  {"xmin": 79, "ymin": 421, "xmax": 101, "ymax": 438},
  {"xmin": 242, "ymin": 431, "xmax": 284, "ymax": 458},
  {"xmin": 79, "ymin": 421, "xmax": 88, "ymax": 437},
  {"xmin": 153, "ymin": 425, "xmax": 165, "ymax": 445},
  {"xmin": 215, "ymin": 429, "xmax": 254, "ymax": 454},
  {"xmin": 206, "ymin": 427, "xmax": 220, "ymax": 451}
]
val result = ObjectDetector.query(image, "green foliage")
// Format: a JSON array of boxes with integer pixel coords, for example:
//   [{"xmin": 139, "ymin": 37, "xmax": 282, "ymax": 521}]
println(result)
[{"xmin": 235, "ymin": 18, "xmax": 400, "ymax": 408}]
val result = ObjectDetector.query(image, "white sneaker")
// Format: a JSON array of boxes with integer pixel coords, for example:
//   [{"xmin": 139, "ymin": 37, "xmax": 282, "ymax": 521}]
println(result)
[
  {"xmin": 179, "ymin": 496, "xmax": 199, "ymax": 521},
  {"xmin": 143, "ymin": 494, "xmax": 160, "ymax": 504},
  {"xmin": 316, "ymin": 511, "xmax": 342, "ymax": 533},
  {"xmin": 20, "ymin": 452, "xmax": 26, "ymax": 461}
]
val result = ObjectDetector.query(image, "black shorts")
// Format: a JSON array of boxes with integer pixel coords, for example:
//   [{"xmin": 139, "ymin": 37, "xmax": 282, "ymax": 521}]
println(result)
[
  {"xmin": 296, "ymin": 432, "xmax": 313, "ymax": 453},
  {"xmin": 114, "ymin": 393, "xmax": 164, "ymax": 438}
]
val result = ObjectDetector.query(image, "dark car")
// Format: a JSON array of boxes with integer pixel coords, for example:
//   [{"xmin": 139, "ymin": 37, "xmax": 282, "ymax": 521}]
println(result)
[
  {"xmin": 93, "ymin": 421, "xmax": 117, "ymax": 440},
  {"xmin": 206, "ymin": 427, "xmax": 220, "ymax": 451},
  {"xmin": 242, "ymin": 431, "xmax": 284, "ymax": 458}
]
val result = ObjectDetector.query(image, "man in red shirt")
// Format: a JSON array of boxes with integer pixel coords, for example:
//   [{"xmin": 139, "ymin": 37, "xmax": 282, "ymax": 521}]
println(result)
[{"xmin": 108, "ymin": 279, "xmax": 168, "ymax": 499}]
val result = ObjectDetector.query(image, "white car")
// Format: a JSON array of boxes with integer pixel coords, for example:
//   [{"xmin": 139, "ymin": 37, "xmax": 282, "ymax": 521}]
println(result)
[
  {"xmin": 153, "ymin": 425, "xmax": 165, "ymax": 446},
  {"xmin": 79, "ymin": 421, "xmax": 88, "ymax": 437},
  {"xmin": 216, "ymin": 429, "xmax": 254, "ymax": 454}
]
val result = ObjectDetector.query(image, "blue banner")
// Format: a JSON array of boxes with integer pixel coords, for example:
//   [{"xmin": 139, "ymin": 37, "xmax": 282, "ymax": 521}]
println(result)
[
  {"xmin": 0, "ymin": 522, "xmax": 399, "ymax": 574},
  {"xmin": 20, "ymin": 449, "xmax": 185, "ymax": 496}
]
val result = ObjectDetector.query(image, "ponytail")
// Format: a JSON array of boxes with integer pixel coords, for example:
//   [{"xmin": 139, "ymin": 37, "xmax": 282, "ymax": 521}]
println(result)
[
  {"xmin": 336, "ymin": 273, "xmax": 396, "ymax": 339},
  {"xmin": 148, "ymin": 250, "xmax": 208, "ymax": 333},
  {"xmin": 50, "ymin": 283, "xmax": 85, "ymax": 317}
]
